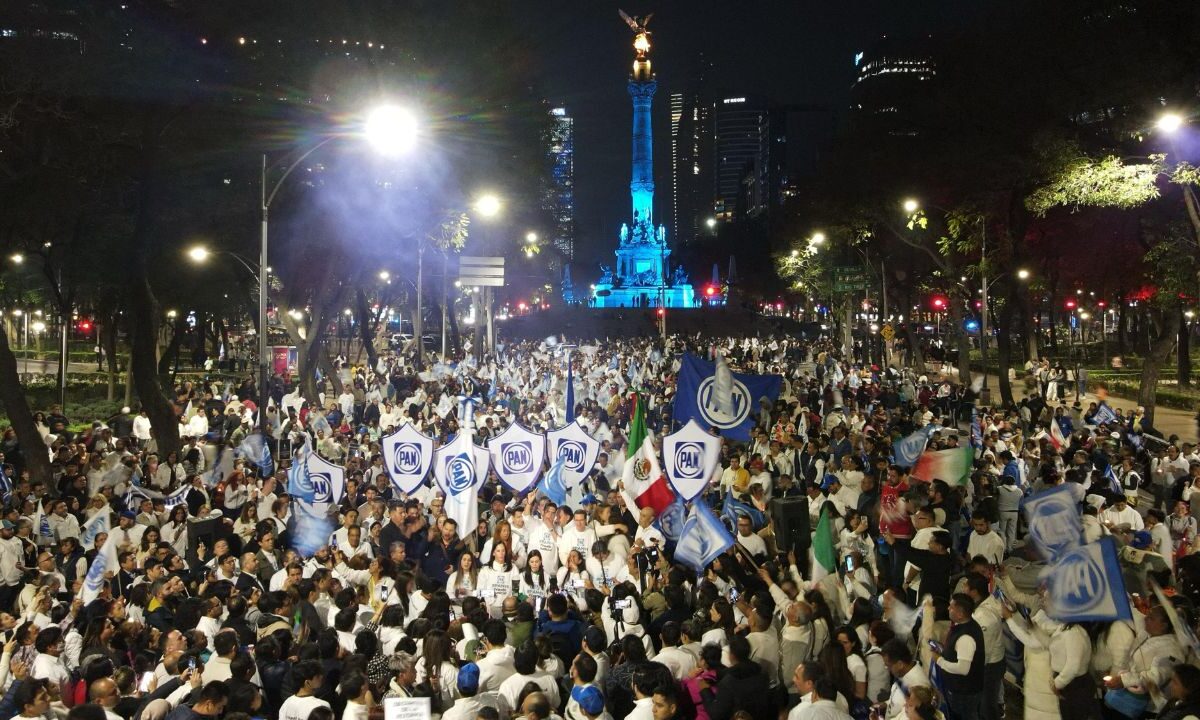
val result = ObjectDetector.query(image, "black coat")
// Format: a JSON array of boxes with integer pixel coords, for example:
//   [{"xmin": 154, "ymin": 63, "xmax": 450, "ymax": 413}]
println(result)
[{"xmin": 699, "ymin": 659, "xmax": 774, "ymax": 720}]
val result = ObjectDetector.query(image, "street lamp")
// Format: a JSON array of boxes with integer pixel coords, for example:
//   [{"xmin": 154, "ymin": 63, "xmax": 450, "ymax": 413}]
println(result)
[
  {"xmin": 1157, "ymin": 112, "xmax": 1185, "ymax": 135},
  {"xmin": 364, "ymin": 105, "xmax": 419, "ymax": 156},
  {"xmin": 378, "ymin": 270, "xmax": 390, "ymax": 281},
  {"xmin": 902, "ymin": 198, "xmax": 920, "ymax": 214},
  {"xmin": 810, "ymin": 232, "xmax": 826, "ymax": 245},
  {"xmin": 474, "ymin": 194, "xmax": 502, "ymax": 217},
  {"xmin": 1017, "ymin": 268, "xmax": 1031, "ymax": 280},
  {"xmin": 187, "ymin": 246, "xmax": 210, "ymax": 263},
  {"xmin": 705, "ymin": 217, "xmax": 717, "ymax": 229},
  {"xmin": 9, "ymin": 253, "xmax": 23, "ymax": 265},
  {"xmin": 525, "ymin": 232, "xmax": 538, "ymax": 244},
  {"xmin": 255, "ymin": 102, "xmax": 417, "ymax": 434}
]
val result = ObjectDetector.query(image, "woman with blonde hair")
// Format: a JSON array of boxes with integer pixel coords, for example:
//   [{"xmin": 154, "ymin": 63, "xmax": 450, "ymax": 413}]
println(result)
[{"xmin": 905, "ymin": 685, "xmax": 945, "ymax": 720}]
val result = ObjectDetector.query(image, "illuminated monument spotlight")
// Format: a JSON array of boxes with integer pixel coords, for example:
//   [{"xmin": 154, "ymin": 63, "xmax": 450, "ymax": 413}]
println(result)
[{"xmin": 593, "ymin": 11, "xmax": 696, "ymax": 309}]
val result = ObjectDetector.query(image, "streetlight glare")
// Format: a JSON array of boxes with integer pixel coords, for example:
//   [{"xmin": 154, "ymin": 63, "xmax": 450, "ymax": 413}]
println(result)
[
  {"xmin": 903, "ymin": 198, "xmax": 920, "ymax": 214},
  {"xmin": 1157, "ymin": 112, "xmax": 1185, "ymax": 134},
  {"xmin": 9, "ymin": 253, "xmax": 23, "ymax": 265},
  {"xmin": 811, "ymin": 232, "xmax": 826, "ymax": 244},
  {"xmin": 378, "ymin": 270, "xmax": 390, "ymax": 281},
  {"xmin": 790, "ymin": 249, "xmax": 799, "ymax": 257},
  {"xmin": 525, "ymin": 232, "xmax": 538, "ymax": 243},
  {"xmin": 187, "ymin": 246, "xmax": 210, "ymax": 262},
  {"xmin": 365, "ymin": 104, "xmax": 418, "ymax": 156},
  {"xmin": 705, "ymin": 217, "xmax": 717, "ymax": 229},
  {"xmin": 1017, "ymin": 268, "xmax": 1031, "ymax": 280},
  {"xmin": 475, "ymin": 194, "xmax": 502, "ymax": 217}
]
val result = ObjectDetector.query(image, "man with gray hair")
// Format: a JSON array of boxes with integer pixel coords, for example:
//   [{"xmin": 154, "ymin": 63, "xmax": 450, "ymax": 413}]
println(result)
[
  {"xmin": 780, "ymin": 601, "xmax": 813, "ymax": 706},
  {"xmin": 384, "ymin": 652, "xmax": 417, "ymax": 699}
]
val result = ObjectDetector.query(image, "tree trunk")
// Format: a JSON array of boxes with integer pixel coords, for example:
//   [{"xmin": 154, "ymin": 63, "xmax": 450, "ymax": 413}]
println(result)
[
  {"xmin": 901, "ymin": 320, "xmax": 926, "ymax": 373},
  {"xmin": 105, "ymin": 313, "xmax": 119, "ymax": 402},
  {"xmin": 354, "ymin": 288, "xmax": 381, "ymax": 375},
  {"xmin": 946, "ymin": 298, "xmax": 971, "ymax": 382},
  {"xmin": 0, "ymin": 323, "xmax": 53, "ymax": 484},
  {"xmin": 318, "ymin": 345, "xmax": 344, "ymax": 398},
  {"xmin": 996, "ymin": 298, "xmax": 1016, "ymax": 406},
  {"xmin": 297, "ymin": 339, "xmax": 319, "ymax": 405},
  {"xmin": 157, "ymin": 313, "xmax": 187, "ymax": 376},
  {"xmin": 1179, "ymin": 304, "xmax": 1191, "ymax": 388},
  {"xmin": 1138, "ymin": 307, "xmax": 1177, "ymax": 429}
]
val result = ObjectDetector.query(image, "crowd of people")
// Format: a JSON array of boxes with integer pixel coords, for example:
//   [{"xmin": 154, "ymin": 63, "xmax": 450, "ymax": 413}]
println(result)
[{"xmin": 0, "ymin": 333, "xmax": 1198, "ymax": 720}]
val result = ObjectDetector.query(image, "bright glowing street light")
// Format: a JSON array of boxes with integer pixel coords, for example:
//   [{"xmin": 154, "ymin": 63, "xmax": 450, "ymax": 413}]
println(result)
[
  {"xmin": 1157, "ymin": 112, "xmax": 1185, "ymax": 135},
  {"xmin": 810, "ymin": 232, "xmax": 826, "ymax": 244},
  {"xmin": 474, "ymin": 194, "xmax": 502, "ymax": 218},
  {"xmin": 790, "ymin": 249, "xmax": 799, "ymax": 257},
  {"xmin": 364, "ymin": 104, "xmax": 419, "ymax": 156},
  {"xmin": 1017, "ymin": 268, "xmax": 1031, "ymax": 280},
  {"xmin": 525, "ymin": 232, "xmax": 538, "ymax": 244},
  {"xmin": 378, "ymin": 270, "xmax": 390, "ymax": 281},
  {"xmin": 903, "ymin": 198, "xmax": 920, "ymax": 214},
  {"xmin": 9, "ymin": 253, "xmax": 23, "ymax": 265},
  {"xmin": 187, "ymin": 246, "xmax": 211, "ymax": 263},
  {"xmin": 705, "ymin": 217, "xmax": 717, "ymax": 229}
]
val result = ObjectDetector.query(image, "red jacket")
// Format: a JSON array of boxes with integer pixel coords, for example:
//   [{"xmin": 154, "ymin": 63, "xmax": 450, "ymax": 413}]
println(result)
[{"xmin": 879, "ymin": 480, "xmax": 913, "ymax": 538}]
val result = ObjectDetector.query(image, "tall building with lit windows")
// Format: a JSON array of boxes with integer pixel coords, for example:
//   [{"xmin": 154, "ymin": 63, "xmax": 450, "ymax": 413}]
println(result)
[
  {"xmin": 669, "ymin": 55, "xmax": 712, "ymax": 245},
  {"xmin": 546, "ymin": 107, "xmax": 575, "ymax": 259},
  {"xmin": 849, "ymin": 35, "xmax": 937, "ymax": 136},
  {"xmin": 712, "ymin": 95, "xmax": 771, "ymax": 221}
]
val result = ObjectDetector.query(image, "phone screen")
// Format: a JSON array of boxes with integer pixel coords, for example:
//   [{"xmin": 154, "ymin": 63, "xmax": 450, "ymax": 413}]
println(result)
[
  {"xmin": 844, "ymin": 557, "xmax": 854, "ymax": 572},
  {"xmin": 379, "ymin": 584, "xmax": 391, "ymax": 601}
]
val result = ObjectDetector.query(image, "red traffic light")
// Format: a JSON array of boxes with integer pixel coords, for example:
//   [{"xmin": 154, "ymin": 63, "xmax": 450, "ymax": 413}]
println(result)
[
  {"xmin": 77, "ymin": 320, "xmax": 92, "ymax": 333},
  {"xmin": 705, "ymin": 286, "xmax": 717, "ymax": 297},
  {"xmin": 1065, "ymin": 299, "xmax": 1077, "ymax": 310},
  {"xmin": 930, "ymin": 296, "xmax": 947, "ymax": 310},
  {"xmin": 1097, "ymin": 300, "xmax": 1107, "ymax": 308},
  {"xmin": 656, "ymin": 308, "xmax": 665, "ymax": 317}
]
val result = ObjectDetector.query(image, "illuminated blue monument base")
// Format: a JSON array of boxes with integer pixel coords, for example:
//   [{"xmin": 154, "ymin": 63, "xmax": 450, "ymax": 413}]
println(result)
[{"xmin": 593, "ymin": 20, "xmax": 695, "ymax": 309}]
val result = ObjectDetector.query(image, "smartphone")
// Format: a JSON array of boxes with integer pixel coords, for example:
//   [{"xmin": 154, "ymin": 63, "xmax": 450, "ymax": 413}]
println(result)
[
  {"xmin": 379, "ymin": 585, "xmax": 391, "ymax": 601},
  {"xmin": 187, "ymin": 657, "xmax": 197, "ymax": 672},
  {"xmin": 927, "ymin": 640, "xmax": 943, "ymax": 653},
  {"xmin": 728, "ymin": 587, "xmax": 739, "ymax": 603},
  {"xmin": 330, "ymin": 537, "xmax": 338, "ymax": 550},
  {"xmin": 448, "ymin": 609, "xmax": 456, "ymax": 622},
  {"xmin": 844, "ymin": 556, "xmax": 854, "ymax": 572},
  {"xmin": 511, "ymin": 579, "xmax": 520, "ymax": 596}
]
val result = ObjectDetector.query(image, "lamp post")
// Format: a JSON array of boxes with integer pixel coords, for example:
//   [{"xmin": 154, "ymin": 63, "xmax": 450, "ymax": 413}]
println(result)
[
  {"xmin": 256, "ymin": 104, "xmax": 416, "ymax": 434},
  {"xmin": 469, "ymin": 193, "xmax": 502, "ymax": 363}
]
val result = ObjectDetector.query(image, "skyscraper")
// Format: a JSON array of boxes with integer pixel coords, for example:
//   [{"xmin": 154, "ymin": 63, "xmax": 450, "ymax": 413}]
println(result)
[
  {"xmin": 712, "ymin": 95, "xmax": 771, "ymax": 221},
  {"xmin": 669, "ymin": 55, "xmax": 713, "ymax": 245},
  {"xmin": 546, "ymin": 107, "xmax": 575, "ymax": 259},
  {"xmin": 849, "ymin": 35, "xmax": 937, "ymax": 136}
]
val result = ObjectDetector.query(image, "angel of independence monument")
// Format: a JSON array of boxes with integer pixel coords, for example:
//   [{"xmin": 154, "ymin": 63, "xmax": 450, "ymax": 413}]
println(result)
[{"xmin": 592, "ymin": 12, "xmax": 695, "ymax": 309}]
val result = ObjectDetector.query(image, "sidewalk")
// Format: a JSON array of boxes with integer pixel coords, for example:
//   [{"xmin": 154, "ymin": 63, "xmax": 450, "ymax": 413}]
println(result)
[{"xmin": 984, "ymin": 373, "xmax": 1197, "ymax": 443}]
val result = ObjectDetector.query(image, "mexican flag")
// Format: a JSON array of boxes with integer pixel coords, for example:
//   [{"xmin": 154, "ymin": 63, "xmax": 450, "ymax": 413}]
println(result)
[
  {"xmin": 620, "ymin": 393, "xmax": 675, "ymax": 516},
  {"xmin": 811, "ymin": 505, "xmax": 837, "ymax": 582},
  {"xmin": 912, "ymin": 446, "xmax": 974, "ymax": 485}
]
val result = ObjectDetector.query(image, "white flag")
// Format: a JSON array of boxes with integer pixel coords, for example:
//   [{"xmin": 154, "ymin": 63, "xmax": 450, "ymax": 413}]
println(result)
[
  {"xmin": 81, "ymin": 532, "xmax": 119, "ymax": 605},
  {"xmin": 81, "ymin": 511, "xmax": 111, "ymax": 548},
  {"xmin": 433, "ymin": 433, "xmax": 488, "ymax": 540}
]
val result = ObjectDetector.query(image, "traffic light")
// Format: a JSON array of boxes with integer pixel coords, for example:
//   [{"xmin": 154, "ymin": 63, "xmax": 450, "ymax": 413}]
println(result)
[
  {"xmin": 930, "ymin": 295, "xmax": 948, "ymax": 310},
  {"xmin": 705, "ymin": 286, "xmax": 717, "ymax": 297},
  {"xmin": 656, "ymin": 308, "xmax": 665, "ymax": 317},
  {"xmin": 77, "ymin": 320, "xmax": 92, "ymax": 333},
  {"xmin": 1064, "ymin": 299, "xmax": 1077, "ymax": 310},
  {"xmin": 964, "ymin": 318, "xmax": 980, "ymax": 333}
]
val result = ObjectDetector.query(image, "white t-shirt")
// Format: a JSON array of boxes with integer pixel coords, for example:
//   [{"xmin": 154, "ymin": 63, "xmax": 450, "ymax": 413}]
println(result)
[
  {"xmin": 737, "ymin": 531, "xmax": 767, "ymax": 558},
  {"xmin": 279, "ymin": 695, "xmax": 330, "ymax": 720}
]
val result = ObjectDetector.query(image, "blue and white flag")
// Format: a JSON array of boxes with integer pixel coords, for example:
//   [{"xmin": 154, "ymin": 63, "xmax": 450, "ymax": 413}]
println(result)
[
  {"xmin": 1104, "ymin": 464, "xmax": 1122, "ymax": 496},
  {"xmin": 488, "ymin": 423, "xmax": 546, "ymax": 495},
  {"xmin": 892, "ymin": 425, "xmax": 935, "ymax": 468},
  {"xmin": 565, "ymin": 361, "xmax": 576, "ymax": 423},
  {"xmin": 721, "ymin": 491, "xmax": 766, "ymax": 531},
  {"xmin": 673, "ymin": 353, "xmax": 782, "ymax": 441},
  {"xmin": 433, "ymin": 433, "xmax": 489, "ymax": 540},
  {"xmin": 80, "ymin": 511, "xmax": 110, "ymax": 548},
  {"xmin": 123, "ymin": 485, "xmax": 151, "ymax": 511},
  {"xmin": 675, "ymin": 502, "xmax": 735, "ymax": 573},
  {"xmin": 970, "ymin": 408, "xmax": 983, "ymax": 450},
  {"xmin": 1092, "ymin": 402, "xmax": 1118, "ymax": 426},
  {"xmin": 288, "ymin": 450, "xmax": 346, "ymax": 555},
  {"xmin": 1042, "ymin": 536, "xmax": 1132, "ymax": 622},
  {"xmin": 1022, "ymin": 484, "xmax": 1083, "ymax": 560},
  {"xmin": 163, "ymin": 485, "xmax": 190, "ymax": 510},
  {"xmin": 80, "ymin": 531, "xmax": 119, "ymax": 605},
  {"xmin": 540, "ymin": 457, "xmax": 569, "ymax": 506},
  {"xmin": 655, "ymin": 496, "xmax": 687, "ymax": 544},
  {"xmin": 0, "ymin": 473, "xmax": 12, "ymax": 503},
  {"xmin": 205, "ymin": 447, "xmax": 236, "ymax": 488},
  {"xmin": 287, "ymin": 453, "xmax": 315, "ymax": 503},
  {"xmin": 381, "ymin": 424, "xmax": 435, "ymax": 495},
  {"xmin": 662, "ymin": 420, "xmax": 722, "ymax": 502},
  {"xmin": 238, "ymin": 432, "xmax": 274, "ymax": 478},
  {"xmin": 35, "ymin": 500, "xmax": 52, "ymax": 541}
]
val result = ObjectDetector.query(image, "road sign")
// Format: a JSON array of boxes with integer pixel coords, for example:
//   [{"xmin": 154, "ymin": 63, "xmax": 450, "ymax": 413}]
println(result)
[
  {"xmin": 833, "ymin": 266, "xmax": 868, "ymax": 293},
  {"xmin": 458, "ymin": 256, "xmax": 505, "ymax": 287},
  {"xmin": 880, "ymin": 323, "xmax": 895, "ymax": 341}
]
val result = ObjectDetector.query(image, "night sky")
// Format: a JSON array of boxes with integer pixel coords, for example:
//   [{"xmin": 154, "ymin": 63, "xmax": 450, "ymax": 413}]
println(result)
[{"xmin": 526, "ymin": 0, "xmax": 977, "ymax": 269}]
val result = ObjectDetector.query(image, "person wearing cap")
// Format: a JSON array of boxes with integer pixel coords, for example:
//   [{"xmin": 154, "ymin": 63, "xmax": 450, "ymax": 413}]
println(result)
[
  {"xmin": 109, "ymin": 511, "xmax": 144, "ymax": 549},
  {"xmin": 571, "ymin": 684, "xmax": 612, "ymax": 720},
  {"xmin": 441, "ymin": 662, "xmax": 503, "ymax": 720}
]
